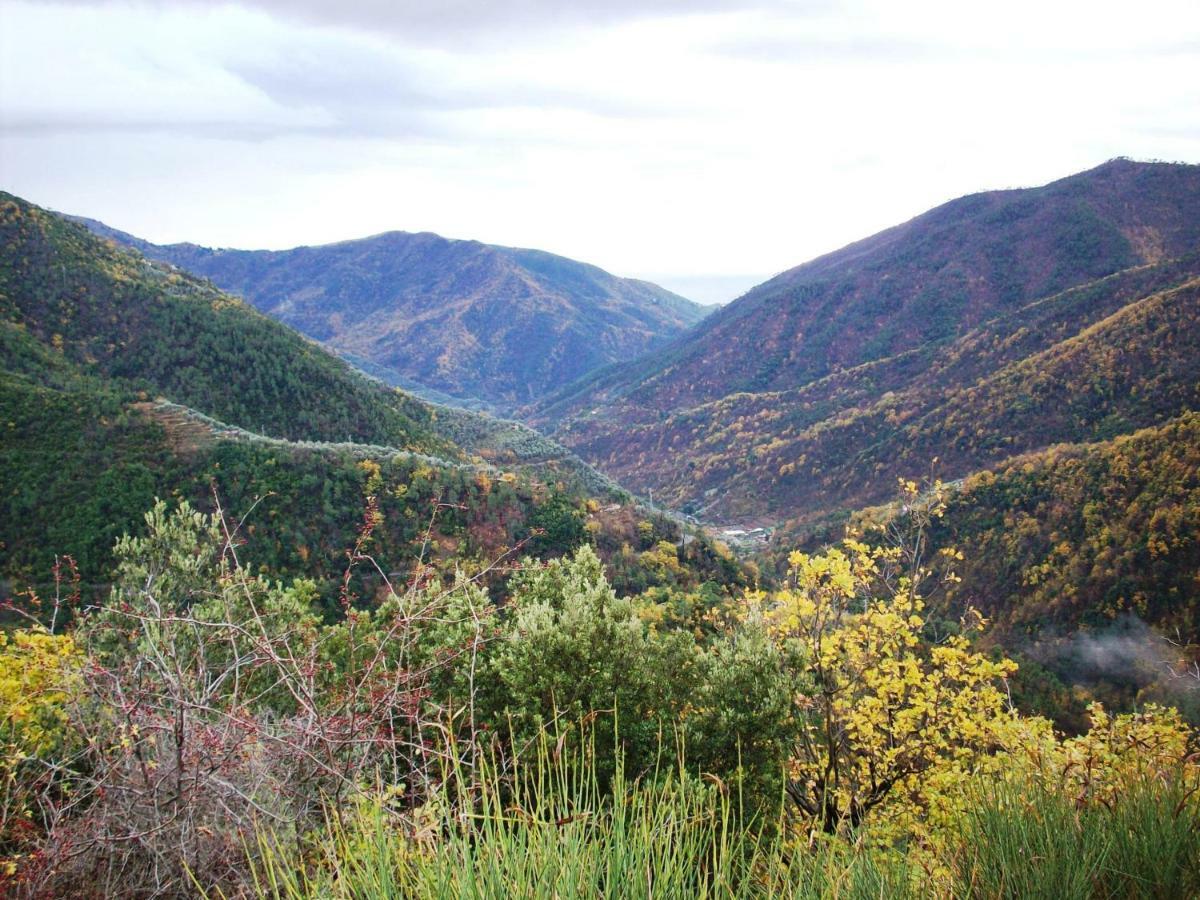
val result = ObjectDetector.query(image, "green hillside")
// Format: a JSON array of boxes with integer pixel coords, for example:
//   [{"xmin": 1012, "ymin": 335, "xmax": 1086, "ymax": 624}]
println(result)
[
  {"xmin": 2, "ymin": 194, "xmax": 452, "ymax": 451},
  {"xmin": 941, "ymin": 413, "xmax": 1200, "ymax": 645},
  {"xmin": 0, "ymin": 194, "xmax": 745, "ymax": 609}
]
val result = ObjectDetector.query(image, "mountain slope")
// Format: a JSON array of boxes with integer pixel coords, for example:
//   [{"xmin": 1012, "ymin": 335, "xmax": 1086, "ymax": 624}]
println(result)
[
  {"xmin": 75, "ymin": 218, "xmax": 707, "ymax": 410},
  {"xmin": 776, "ymin": 411, "xmax": 1200, "ymax": 729},
  {"xmin": 780, "ymin": 410, "xmax": 1200, "ymax": 647},
  {"xmin": 935, "ymin": 412, "xmax": 1200, "ymax": 645},
  {"xmin": 4, "ymin": 192, "xmax": 635, "ymax": 494},
  {"xmin": 570, "ymin": 256, "xmax": 1200, "ymax": 522},
  {"xmin": 538, "ymin": 159, "xmax": 1200, "ymax": 420},
  {"xmin": 0, "ymin": 369, "xmax": 748, "ymax": 610},
  {"xmin": 1, "ymin": 193, "xmax": 747, "ymax": 605},
  {"xmin": 532, "ymin": 160, "xmax": 1200, "ymax": 524},
  {"xmin": 2, "ymin": 193, "xmax": 452, "ymax": 453}
]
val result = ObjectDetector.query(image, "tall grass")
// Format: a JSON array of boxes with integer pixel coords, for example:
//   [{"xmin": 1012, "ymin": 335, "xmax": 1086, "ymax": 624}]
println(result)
[
  {"xmin": 954, "ymin": 775, "xmax": 1200, "ymax": 900},
  {"xmin": 1102, "ymin": 777, "xmax": 1200, "ymax": 899},
  {"xmin": 235, "ymin": 731, "xmax": 1198, "ymax": 900},
  {"xmin": 238, "ymin": 729, "xmax": 909, "ymax": 899}
]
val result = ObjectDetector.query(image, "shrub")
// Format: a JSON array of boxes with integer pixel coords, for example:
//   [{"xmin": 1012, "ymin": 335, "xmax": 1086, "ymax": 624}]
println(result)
[
  {"xmin": 488, "ymin": 546, "xmax": 698, "ymax": 783},
  {"xmin": 21, "ymin": 500, "xmax": 497, "ymax": 897},
  {"xmin": 0, "ymin": 629, "xmax": 81, "ymax": 873}
]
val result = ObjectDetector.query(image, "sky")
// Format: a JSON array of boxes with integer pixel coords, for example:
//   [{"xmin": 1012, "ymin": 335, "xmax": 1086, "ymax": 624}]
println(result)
[{"xmin": 1, "ymin": 1, "xmax": 1198, "ymax": 304}]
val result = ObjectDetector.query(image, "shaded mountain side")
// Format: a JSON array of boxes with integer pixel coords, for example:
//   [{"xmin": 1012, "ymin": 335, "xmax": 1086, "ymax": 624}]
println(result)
[
  {"xmin": 724, "ymin": 269, "xmax": 1200, "ymax": 522},
  {"xmin": 533, "ymin": 159, "xmax": 1200, "ymax": 424},
  {"xmin": 547, "ymin": 252, "xmax": 1200, "ymax": 432},
  {"xmin": 1, "ymin": 193, "xmax": 453, "ymax": 454},
  {"xmin": 74, "ymin": 217, "xmax": 707, "ymax": 409},
  {"xmin": 332, "ymin": 350, "xmax": 498, "ymax": 413}
]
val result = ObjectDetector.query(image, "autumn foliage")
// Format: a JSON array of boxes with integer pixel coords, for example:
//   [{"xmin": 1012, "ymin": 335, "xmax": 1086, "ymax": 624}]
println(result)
[{"xmin": 0, "ymin": 484, "xmax": 1195, "ymax": 896}]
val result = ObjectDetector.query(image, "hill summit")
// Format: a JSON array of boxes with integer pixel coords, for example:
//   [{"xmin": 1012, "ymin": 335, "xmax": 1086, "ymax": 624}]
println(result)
[{"xmin": 73, "ymin": 219, "xmax": 707, "ymax": 411}]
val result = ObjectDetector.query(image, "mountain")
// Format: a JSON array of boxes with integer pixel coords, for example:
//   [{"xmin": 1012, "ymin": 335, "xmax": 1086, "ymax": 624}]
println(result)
[
  {"xmin": 532, "ymin": 160, "xmax": 1200, "ymax": 524},
  {"xmin": 0, "ymin": 193, "xmax": 747, "ymax": 607},
  {"xmin": 840, "ymin": 411, "xmax": 1200, "ymax": 729},
  {"xmin": 4, "ymin": 194, "xmax": 452, "ymax": 453},
  {"xmin": 935, "ymin": 412, "xmax": 1200, "ymax": 648},
  {"xmin": 73, "ymin": 218, "xmax": 708, "ymax": 410}
]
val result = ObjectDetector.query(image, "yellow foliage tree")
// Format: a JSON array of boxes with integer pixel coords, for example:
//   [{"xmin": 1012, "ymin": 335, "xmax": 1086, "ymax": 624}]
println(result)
[
  {"xmin": 760, "ymin": 480, "xmax": 1016, "ymax": 833},
  {"xmin": 0, "ymin": 630, "xmax": 82, "ymax": 868}
]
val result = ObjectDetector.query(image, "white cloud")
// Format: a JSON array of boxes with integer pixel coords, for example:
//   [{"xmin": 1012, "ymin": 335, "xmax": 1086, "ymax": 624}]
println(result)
[{"xmin": 1, "ymin": 0, "xmax": 1197, "ymax": 302}]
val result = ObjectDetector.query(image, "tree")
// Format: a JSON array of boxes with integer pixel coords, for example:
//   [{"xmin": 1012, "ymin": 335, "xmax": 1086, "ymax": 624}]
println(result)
[
  {"xmin": 684, "ymin": 617, "xmax": 797, "ymax": 808},
  {"xmin": 526, "ymin": 492, "xmax": 586, "ymax": 555},
  {"xmin": 759, "ymin": 481, "xmax": 1016, "ymax": 832},
  {"xmin": 489, "ymin": 546, "xmax": 696, "ymax": 781}
]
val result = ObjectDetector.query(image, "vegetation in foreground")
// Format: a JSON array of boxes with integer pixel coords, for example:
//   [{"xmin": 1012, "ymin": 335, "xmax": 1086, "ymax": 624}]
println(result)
[
  {"xmin": 1, "ymin": 482, "xmax": 1196, "ymax": 897},
  {"xmin": 245, "ymin": 739, "xmax": 1197, "ymax": 900}
]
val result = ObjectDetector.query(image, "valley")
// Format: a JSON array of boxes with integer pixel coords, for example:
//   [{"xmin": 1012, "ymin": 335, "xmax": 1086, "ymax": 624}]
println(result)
[
  {"xmin": 0, "ymin": 193, "xmax": 746, "ymax": 611},
  {"xmin": 13, "ymin": 161, "xmax": 1200, "ymax": 684},
  {"xmin": 6, "ymin": 2, "xmax": 1200, "ymax": 893},
  {"xmin": 3, "ymin": 159, "xmax": 1200, "ymax": 897}
]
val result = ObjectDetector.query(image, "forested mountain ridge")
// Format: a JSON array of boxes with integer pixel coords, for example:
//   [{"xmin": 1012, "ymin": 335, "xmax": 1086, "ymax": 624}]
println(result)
[
  {"xmin": 1, "ymin": 368, "xmax": 747, "ymax": 611},
  {"xmin": 812, "ymin": 410, "xmax": 1200, "ymax": 729},
  {"xmin": 940, "ymin": 412, "xmax": 1200, "ymax": 647},
  {"xmin": 558, "ymin": 256, "xmax": 1200, "ymax": 522},
  {"xmin": 1, "ymin": 192, "xmax": 746, "ymax": 608},
  {"xmin": 533, "ymin": 159, "xmax": 1200, "ymax": 422},
  {"xmin": 532, "ymin": 160, "xmax": 1200, "ymax": 526},
  {"xmin": 73, "ymin": 216, "xmax": 707, "ymax": 410},
  {"xmin": 777, "ymin": 410, "xmax": 1200, "ymax": 648},
  {"xmin": 2, "ymin": 193, "xmax": 453, "ymax": 453}
]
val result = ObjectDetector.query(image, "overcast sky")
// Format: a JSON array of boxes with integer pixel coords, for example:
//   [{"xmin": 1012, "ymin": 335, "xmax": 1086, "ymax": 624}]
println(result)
[{"xmin": 2, "ymin": 1, "xmax": 1198, "ymax": 303}]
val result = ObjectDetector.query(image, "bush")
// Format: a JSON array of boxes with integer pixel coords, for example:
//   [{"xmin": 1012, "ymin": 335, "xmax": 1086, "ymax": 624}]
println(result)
[
  {"xmin": 488, "ymin": 546, "xmax": 698, "ymax": 783},
  {"xmin": 18, "ymin": 500, "xmax": 495, "ymax": 897},
  {"xmin": 0, "ymin": 629, "xmax": 81, "ymax": 872},
  {"xmin": 5, "ymin": 494, "xmax": 1198, "ymax": 898}
]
